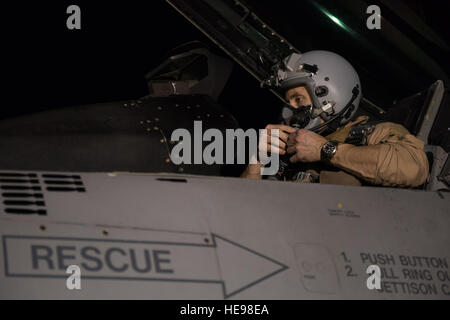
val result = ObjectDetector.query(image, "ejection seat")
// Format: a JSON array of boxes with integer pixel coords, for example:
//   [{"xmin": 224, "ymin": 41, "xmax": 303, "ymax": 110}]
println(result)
[{"xmin": 381, "ymin": 80, "xmax": 449, "ymax": 192}]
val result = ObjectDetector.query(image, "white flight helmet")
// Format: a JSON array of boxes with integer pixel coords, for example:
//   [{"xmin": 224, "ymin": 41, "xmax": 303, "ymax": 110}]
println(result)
[{"xmin": 265, "ymin": 50, "xmax": 362, "ymax": 131}]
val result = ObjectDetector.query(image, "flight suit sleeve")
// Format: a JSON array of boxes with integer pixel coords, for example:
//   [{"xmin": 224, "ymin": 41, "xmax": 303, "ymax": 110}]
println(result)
[
  {"xmin": 367, "ymin": 122, "xmax": 429, "ymax": 187},
  {"xmin": 332, "ymin": 122, "xmax": 429, "ymax": 187}
]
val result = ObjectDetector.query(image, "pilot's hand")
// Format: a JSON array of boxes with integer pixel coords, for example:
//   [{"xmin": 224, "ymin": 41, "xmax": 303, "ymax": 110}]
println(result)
[
  {"xmin": 261, "ymin": 124, "xmax": 297, "ymax": 155},
  {"xmin": 242, "ymin": 124, "xmax": 296, "ymax": 179},
  {"xmin": 287, "ymin": 129, "xmax": 328, "ymax": 163}
]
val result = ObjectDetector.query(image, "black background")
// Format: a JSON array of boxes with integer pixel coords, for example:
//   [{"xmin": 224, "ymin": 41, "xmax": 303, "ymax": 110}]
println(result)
[
  {"xmin": 0, "ymin": 300, "xmax": 446, "ymax": 316},
  {"xmin": 3, "ymin": 1, "xmax": 450, "ymax": 130},
  {"xmin": 3, "ymin": 1, "xmax": 280, "ymax": 129}
]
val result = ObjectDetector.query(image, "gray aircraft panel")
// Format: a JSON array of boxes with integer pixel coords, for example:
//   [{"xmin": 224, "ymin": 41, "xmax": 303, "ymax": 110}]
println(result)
[{"xmin": 0, "ymin": 170, "xmax": 449, "ymax": 299}]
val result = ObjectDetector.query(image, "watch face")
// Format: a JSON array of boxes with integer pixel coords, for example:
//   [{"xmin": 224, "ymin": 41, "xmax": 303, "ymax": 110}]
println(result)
[
  {"xmin": 323, "ymin": 143, "xmax": 333, "ymax": 153},
  {"xmin": 322, "ymin": 141, "xmax": 338, "ymax": 161}
]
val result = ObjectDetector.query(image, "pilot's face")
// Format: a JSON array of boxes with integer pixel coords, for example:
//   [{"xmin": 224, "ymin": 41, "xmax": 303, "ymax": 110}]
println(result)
[{"xmin": 285, "ymin": 86, "xmax": 312, "ymax": 109}]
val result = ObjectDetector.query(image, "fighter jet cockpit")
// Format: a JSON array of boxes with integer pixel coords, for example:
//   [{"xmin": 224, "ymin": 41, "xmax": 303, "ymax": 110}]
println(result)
[
  {"xmin": 1, "ymin": 0, "xmax": 448, "ymax": 190},
  {"xmin": 0, "ymin": 0, "xmax": 449, "ymax": 300}
]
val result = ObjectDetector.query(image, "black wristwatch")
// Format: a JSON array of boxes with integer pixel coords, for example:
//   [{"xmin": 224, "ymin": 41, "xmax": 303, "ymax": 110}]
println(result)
[{"xmin": 321, "ymin": 140, "xmax": 339, "ymax": 162}]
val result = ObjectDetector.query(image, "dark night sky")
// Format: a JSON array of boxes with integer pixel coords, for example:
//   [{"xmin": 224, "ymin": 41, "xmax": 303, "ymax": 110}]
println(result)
[
  {"xmin": 4, "ymin": 1, "xmax": 283, "ymax": 129},
  {"xmin": 5, "ymin": 2, "xmax": 211, "ymax": 113},
  {"xmin": 3, "ymin": 1, "xmax": 449, "ymax": 129}
]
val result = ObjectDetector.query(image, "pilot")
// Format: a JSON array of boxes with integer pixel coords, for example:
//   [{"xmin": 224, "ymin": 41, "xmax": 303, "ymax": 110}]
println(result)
[{"xmin": 241, "ymin": 51, "xmax": 429, "ymax": 187}]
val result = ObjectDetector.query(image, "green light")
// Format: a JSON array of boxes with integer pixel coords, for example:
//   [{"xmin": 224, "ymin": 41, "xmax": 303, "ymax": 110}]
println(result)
[
  {"xmin": 309, "ymin": 1, "xmax": 354, "ymax": 35},
  {"xmin": 327, "ymin": 13, "xmax": 344, "ymax": 28}
]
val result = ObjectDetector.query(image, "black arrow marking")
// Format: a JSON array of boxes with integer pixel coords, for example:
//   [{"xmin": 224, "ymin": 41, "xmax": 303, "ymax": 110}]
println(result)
[{"xmin": 2, "ymin": 234, "xmax": 288, "ymax": 298}]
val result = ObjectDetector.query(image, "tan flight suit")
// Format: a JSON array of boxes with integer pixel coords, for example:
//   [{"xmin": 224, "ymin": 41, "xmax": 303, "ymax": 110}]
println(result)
[{"xmin": 298, "ymin": 116, "xmax": 429, "ymax": 187}]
